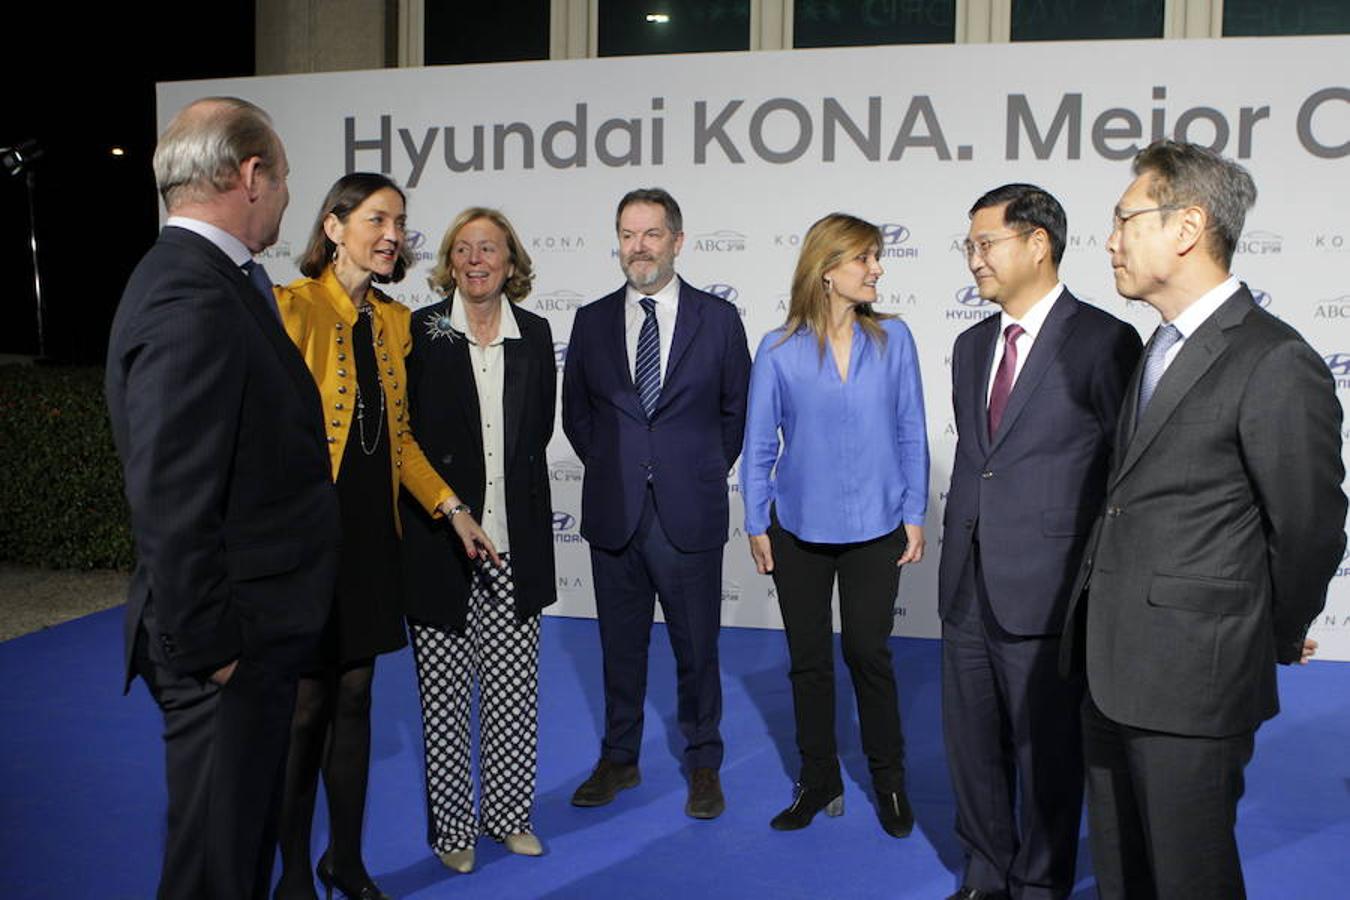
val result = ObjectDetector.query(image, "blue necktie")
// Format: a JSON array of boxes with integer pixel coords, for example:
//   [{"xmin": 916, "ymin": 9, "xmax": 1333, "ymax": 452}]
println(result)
[
  {"xmin": 1138, "ymin": 323, "xmax": 1182, "ymax": 414},
  {"xmin": 635, "ymin": 297, "xmax": 661, "ymax": 419},
  {"xmin": 241, "ymin": 259, "xmax": 281, "ymax": 321}
]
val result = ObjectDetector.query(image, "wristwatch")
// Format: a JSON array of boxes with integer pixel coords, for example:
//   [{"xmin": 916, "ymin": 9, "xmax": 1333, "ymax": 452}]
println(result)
[{"xmin": 445, "ymin": 502, "xmax": 471, "ymax": 519}]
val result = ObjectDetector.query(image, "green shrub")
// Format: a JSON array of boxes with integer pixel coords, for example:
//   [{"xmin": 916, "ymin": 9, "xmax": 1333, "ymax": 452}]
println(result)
[{"xmin": 0, "ymin": 363, "xmax": 134, "ymax": 570}]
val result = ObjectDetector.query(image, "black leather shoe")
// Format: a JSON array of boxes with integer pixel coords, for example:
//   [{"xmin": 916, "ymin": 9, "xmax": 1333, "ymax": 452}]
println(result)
[
  {"xmin": 769, "ymin": 782, "xmax": 844, "ymax": 830},
  {"xmin": 875, "ymin": 787, "xmax": 914, "ymax": 838},
  {"xmin": 945, "ymin": 888, "xmax": 1010, "ymax": 900},
  {"xmin": 570, "ymin": 758, "xmax": 641, "ymax": 807},
  {"xmin": 685, "ymin": 767, "xmax": 725, "ymax": 819},
  {"xmin": 315, "ymin": 854, "xmax": 390, "ymax": 900}
]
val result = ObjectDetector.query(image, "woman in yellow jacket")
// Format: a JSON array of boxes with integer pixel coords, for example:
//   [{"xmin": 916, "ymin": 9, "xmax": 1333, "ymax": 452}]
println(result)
[{"xmin": 271, "ymin": 172, "xmax": 498, "ymax": 900}]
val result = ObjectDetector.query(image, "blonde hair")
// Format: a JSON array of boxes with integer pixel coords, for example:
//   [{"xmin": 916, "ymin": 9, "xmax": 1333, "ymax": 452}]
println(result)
[
  {"xmin": 427, "ymin": 207, "xmax": 535, "ymax": 303},
  {"xmin": 781, "ymin": 213, "xmax": 890, "ymax": 355}
]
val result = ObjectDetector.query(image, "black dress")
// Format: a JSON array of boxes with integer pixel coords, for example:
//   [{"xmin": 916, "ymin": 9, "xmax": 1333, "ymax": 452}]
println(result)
[{"xmin": 324, "ymin": 308, "xmax": 407, "ymax": 665}]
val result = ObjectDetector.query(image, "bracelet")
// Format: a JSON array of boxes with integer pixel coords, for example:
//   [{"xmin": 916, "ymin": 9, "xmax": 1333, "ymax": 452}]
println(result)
[{"xmin": 445, "ymin": 502, "xmax": 471, "ymax": 519}]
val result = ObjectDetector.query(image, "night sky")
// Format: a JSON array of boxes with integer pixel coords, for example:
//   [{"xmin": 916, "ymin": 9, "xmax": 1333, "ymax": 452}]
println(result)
[{"xmin": 2, "ymin": 3, "xmax": 254, "ymax": 363}]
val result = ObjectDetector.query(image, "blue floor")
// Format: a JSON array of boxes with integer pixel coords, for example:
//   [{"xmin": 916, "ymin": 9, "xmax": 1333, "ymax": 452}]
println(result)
[{"xmin": 1, "ymin": 608, "xmax": 1347, "ymax": 899}]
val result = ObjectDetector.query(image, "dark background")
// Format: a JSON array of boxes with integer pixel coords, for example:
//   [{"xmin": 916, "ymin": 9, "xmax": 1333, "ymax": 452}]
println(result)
[{"xmin": 1, "ymin": 4, "xmax": 255, "ymax": 363}]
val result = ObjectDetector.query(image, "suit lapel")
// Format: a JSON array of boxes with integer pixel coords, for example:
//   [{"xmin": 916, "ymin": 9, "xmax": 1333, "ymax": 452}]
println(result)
[
  {"xmin": 604, "ymin": 288, "xmax": 648, "ymax": 423},
  {"xmin": 503, "ymin": 332, "xmax": 528, "ymax": 466},
  {"xmin": 659, "ymin": 280, "xmax": 705, "ymax": 410},
  {"xmin": 969, "ymin": 315, "xmax": 999, "ymax": 453},
  {"xmin": 163, "ymin": 228, "xmax": 320, "ymax": 416},
  {"xmin": 1111, "ymin": 289, "xmax": 1251, "ymax": 487},
  {"xmin": 440, "ymin": 298, "xmax": 485, "ymax": 455},
  {"xmin": 989, "ymin": 295, "xmax": 1078, "ymax": 453}
]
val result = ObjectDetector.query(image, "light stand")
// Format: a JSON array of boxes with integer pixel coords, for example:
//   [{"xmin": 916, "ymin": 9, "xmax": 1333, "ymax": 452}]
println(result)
[{"xmin": 2, "ymin": 140, "xmax": 46, "ymax": 358}]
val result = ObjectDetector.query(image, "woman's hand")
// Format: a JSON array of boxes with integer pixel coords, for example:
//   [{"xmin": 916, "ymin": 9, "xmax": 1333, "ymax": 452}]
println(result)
[
  {"xmin": 897, "ymin": 523, "xmax": 925, "ymax": 566},
  {"xmin": 440, "ymin": 500, "xmax": 502, "ymax": 566},
  {"xmin": 1298, "ymin": 637, "xmax": 1318, "ymax": 664},
  {"xmin": 748, "ymin": 533, "xmax": 774, "ymax": 575}
]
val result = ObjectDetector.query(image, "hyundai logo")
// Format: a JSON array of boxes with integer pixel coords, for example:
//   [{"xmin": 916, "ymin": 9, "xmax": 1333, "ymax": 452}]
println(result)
[
  {"xmin": 704, "ymin": 283, "xmax": 739, "ymax": 302},
  {"xmin": 552, "ymin": 511, "xmax": 576, "ymax": 531},
  {"xmin": 405, "ymin": 230, "xmax": 427, "ymax": 251},
  {"xmin": 1325, "ymin": 353, "xmax": 1350, "ymax": 377},
  {"xmin": 880, "ymin": 224, "xmax": 911, "ymax": 245},
  {"xmin": 955, "ymin": 285, "xmax": 987, "ymax": 307},
  {"xmin": 1251, "ymin": 290, "xmax": 1271, "ymax": 308},
  {"xmin": 553, "ymin": 342, "xmax": 568, "ymax": 371}
]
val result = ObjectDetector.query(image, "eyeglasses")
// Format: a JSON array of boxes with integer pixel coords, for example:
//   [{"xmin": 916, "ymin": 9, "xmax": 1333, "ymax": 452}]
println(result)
[
  {"xmin": 1111, "ymin": 205, "xmax": 1182, "ymax": 232},
  {"xmin": 962, "ymin": 229, "xmax": 1033, "ymax": 260}
]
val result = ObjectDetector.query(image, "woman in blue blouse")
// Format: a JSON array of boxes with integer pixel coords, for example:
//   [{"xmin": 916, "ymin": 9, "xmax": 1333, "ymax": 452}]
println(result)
[{"xmin": 741, "ymin": 213, "xmax": 929, "ymax": 838}]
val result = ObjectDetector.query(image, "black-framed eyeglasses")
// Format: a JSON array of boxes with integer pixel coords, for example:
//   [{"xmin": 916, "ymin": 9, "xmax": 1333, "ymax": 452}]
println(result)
[
  {"xmin": 1111, "ymin": 205, "xmax": 1182, "ymax": 232},
  {"xmin": 962, "ymin": 229, "xmax": 1033, "ymax": 260}
]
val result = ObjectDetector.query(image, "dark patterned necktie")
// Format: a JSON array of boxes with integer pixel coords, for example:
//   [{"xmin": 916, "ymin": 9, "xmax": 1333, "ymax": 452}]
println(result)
[
  {"xmin": 635, "ymin": 296, "xmax": 661, "ymax": 418},
  {"xmin": 987, "ymin": 323, "xmax": 1025, "ymax": 436},
  {"xmin": 241, "ymin": 259, "xmax": 280, "ymax": 321}
]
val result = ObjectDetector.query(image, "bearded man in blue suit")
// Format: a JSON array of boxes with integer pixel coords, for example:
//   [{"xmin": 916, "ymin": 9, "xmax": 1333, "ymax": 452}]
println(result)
[{"xmin": 562, "ymin": 188, "xmax": 750, "ymax": 820}]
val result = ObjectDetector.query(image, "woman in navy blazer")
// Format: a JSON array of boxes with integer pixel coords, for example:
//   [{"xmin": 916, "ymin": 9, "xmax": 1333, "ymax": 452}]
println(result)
[
  {"xmin": 741, "ymin": 213, "xmax": 929, "ymax": 838},
  {"xmin": 400, "ymin": 207, "xmax": 557, "ymax": 874}
]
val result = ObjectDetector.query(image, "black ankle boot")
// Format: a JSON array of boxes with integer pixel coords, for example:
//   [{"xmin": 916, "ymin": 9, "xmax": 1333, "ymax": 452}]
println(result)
[
  {"xmin": 874, "ymin": 787, "xmax": 914, "ymax": 838},
  {"xmin": 769, "ymin": 782, "xmax": 845, "ymax": 831}
]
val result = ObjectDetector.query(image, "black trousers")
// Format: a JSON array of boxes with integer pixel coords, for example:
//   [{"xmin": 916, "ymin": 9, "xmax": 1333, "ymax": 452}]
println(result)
[
  {"xmin": 590, "ymin": 487, "xmax": 725, "ymax": 771},
  {"xmin": 1082, "ymin": 697, "xmax": 1254, "ymax": 900},
  {"xmin": 767, "ymin": 520, "xmax": 907, "ymax": 792},
  {"xmin": 134, "ymin": 602, "xmax": 310, "ymax": 900},
  {"xmin": 941, "ymin": 545, "xmax": 1084, "ymax": 900}
]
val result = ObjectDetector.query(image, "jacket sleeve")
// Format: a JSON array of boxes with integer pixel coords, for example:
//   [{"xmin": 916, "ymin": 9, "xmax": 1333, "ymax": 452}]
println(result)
[
  {"xmin": 561, "ymin": 308, "xmax": 592, "ymax": 461},
  {"xmin": 117, "ymin": 278, "xmax": 245, "ymax": 675},
  {"xmin": 1238, "ymin": 338, "xmax": 1347, "ymax": 663}
]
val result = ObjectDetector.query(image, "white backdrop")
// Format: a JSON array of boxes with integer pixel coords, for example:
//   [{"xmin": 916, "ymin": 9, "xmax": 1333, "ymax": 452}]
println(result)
[{"xmin": 159, "ymin": 36, "xmax": 1350, "ymax": 657}]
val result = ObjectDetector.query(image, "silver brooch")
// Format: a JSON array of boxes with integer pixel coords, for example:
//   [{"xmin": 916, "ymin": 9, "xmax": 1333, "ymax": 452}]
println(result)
[{"xmin": 424, "ymin": 312, "xmax": 461, "ymax": 343}]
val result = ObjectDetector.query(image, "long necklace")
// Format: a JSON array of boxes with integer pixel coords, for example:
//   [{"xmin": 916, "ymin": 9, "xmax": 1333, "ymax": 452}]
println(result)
[{"xmin": 353, "ymin": 304, "xmax": 386, "ymax": 456}]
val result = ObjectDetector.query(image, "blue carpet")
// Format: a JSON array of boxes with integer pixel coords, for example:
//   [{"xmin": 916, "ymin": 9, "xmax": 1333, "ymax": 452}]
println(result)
[{"xmin": 1, "ymin": 608, "xmax": 1347, "ymax": 899}]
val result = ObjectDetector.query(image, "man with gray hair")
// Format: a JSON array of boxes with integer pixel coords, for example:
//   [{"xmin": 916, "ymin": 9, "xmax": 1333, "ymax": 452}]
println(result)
[
  {"xmin": 1062, "ymin": 140, "xmax": 1346, "ymax": 898},
  {"xmin": 106, "ymin": 97, "xmax": 339, "ymax": 899}
]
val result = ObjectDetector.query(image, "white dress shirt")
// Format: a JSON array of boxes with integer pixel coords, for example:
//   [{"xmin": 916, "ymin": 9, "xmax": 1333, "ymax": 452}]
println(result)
[
  {"xmin": 1157, "ymin": 275, "xmax": 1240, "ymax": 374},
  {"xmin": 450, "ymin": 291, "xmax": 522, "ymax": 553},
  {"xmin": 986, "ymin": 283, "xmax": 1064, "ymax": 404},
  {"xmin": 624, "ymin": 275, "xmax": 681, "ymax": 384}
]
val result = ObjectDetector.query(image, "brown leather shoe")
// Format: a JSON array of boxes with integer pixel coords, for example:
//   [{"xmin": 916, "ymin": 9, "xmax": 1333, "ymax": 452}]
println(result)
[
  {"xmin": 570, "ymin": 759, "xmax": 640, "ymax": 807},
  {"xmin": 685, "ymin": 767, "xmax": 725, "ymax": 819}
]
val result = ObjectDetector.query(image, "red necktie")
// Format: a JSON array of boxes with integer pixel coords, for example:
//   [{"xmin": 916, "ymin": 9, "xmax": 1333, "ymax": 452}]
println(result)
[{"xmin": 987, "ymin": 323, "xmax": 1025, "ymax": 436}]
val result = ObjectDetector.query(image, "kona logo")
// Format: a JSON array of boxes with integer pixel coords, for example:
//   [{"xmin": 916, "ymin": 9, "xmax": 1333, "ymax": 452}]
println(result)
[{"xmin": 531, "ymin": 234, "xmax": 586, "ymax": 252}]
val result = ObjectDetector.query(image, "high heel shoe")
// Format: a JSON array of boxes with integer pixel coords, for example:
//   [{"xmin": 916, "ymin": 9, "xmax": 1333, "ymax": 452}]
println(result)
[
  {"xmin": 315, "ymin": 853, "xmax": 391, "ymax": 900},
  {"xmin": 769, "ymin": 782, "xmax": 844, "ymax": 830},
  {"xmin": 874, "ymin": 787, "xmax": 914, "ymax": 838}
]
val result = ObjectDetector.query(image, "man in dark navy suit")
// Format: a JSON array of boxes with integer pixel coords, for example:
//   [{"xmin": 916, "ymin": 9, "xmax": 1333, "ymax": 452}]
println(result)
[
  {"xmin": 563, "ymin": 188, "xmax": 750, "ymax": 819},
  {"xmin": 938, "ymin": 184, "xmax": 1141, "ymax": 900},
  {"xmin": 106, "ymin": 97, "xmax": 338, "ymax": 899}
]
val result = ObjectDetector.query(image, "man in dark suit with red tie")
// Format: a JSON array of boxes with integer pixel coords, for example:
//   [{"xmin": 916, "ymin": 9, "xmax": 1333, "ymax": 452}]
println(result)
[
  {"xmin": 938, "ymin": 184, "xmax": 1141, "ymax": 900},
  {"xmin": 1063, "ymin": 141, "xmax": 1346, "ymax": 899},
  {"xmin": 562, "ymin": 188, "xmax": 751, "ymax": 820},
  {"xmin": 106, "ymin": 97, "xmax": 338, "ymax": 899}
]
